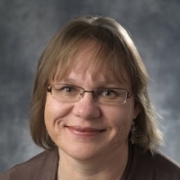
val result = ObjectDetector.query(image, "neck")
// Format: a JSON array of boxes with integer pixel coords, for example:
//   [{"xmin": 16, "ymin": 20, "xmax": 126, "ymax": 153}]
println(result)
[{"xmin": 57, "ymin": 145, "xmax": 129, "ymax": 180}]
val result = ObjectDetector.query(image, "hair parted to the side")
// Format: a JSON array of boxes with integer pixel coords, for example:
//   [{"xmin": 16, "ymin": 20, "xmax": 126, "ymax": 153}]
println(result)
[{"xmin": 30, "ymin": 16, "xmax": 163, "ymax": 151}]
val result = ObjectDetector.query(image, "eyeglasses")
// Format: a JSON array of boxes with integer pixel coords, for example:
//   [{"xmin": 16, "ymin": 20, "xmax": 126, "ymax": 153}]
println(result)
[{"xmin": 47, "ymin": 84, "xmax": 132, "ymax": 105}]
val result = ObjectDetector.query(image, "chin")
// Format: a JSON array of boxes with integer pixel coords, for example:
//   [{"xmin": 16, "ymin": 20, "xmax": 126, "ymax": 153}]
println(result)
[{"xmin": 59, "ymin": 144, "xmax": 104, "ymax": 162}]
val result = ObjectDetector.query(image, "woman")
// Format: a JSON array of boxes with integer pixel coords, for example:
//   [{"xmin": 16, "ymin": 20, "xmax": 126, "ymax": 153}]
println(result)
[{"xmin": 1, "ymin": 16, "xmax": 180, "ymax": 180}]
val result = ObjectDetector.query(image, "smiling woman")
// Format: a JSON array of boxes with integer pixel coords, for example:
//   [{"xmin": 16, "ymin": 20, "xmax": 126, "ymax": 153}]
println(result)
[{"xmin": 1, "ymin": 16, "xmax": 180, "ymax": 180}]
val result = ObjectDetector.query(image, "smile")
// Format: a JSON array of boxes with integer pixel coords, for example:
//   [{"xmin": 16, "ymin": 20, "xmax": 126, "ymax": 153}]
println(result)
[{"xmin": 65, "ymin": 126, "xmax": 106, "ymax": 137}]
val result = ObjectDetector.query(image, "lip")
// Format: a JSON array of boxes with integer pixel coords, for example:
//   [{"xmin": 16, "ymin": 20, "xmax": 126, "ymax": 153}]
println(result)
[{"xmin": 66, "ymin": 126, "xmax": 106, "ymax": 137}]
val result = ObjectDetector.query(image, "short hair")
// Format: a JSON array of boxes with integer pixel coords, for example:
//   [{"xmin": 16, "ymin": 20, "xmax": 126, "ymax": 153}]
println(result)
[{"xmin": 30, "ymin": 16, "xmax": 163, "ymax": 150}]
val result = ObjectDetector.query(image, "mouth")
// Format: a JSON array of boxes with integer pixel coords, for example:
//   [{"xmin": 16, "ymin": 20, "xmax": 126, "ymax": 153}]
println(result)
[{"xmin": 65, "ymin": 126, "xmax": 106, "ymax": 137}]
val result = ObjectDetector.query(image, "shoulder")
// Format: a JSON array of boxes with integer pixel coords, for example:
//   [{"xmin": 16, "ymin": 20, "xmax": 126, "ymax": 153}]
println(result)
[
  {"xmin": 132, "ymin": 145, "xmax": 180, "ymax": 180},
  {"xmin": 152, "ymin": 150, "xmax": 180, "ymax": 179},
  {"xmin": 0, "ymin": 149, "xmax": 58, "ymax": 180}
]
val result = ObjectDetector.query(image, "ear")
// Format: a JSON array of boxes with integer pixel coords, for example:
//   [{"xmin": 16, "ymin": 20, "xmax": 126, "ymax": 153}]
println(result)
[{"xmin": 133, "ymin": 103, "xmax": 141, "ymax": 119}]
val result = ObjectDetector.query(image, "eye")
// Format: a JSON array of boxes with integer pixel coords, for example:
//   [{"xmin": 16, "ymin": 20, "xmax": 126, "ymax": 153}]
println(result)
[
  {"xmin": 54, "ymin": 85, "xmax": 77, "ymax": 93},
  {"xmin": 98, "ymin": 89, "xmax": 118, "ymax": 97},
  {"xmin": 62, "ymin": 86, "xmax": 75, "ymax": 92}
]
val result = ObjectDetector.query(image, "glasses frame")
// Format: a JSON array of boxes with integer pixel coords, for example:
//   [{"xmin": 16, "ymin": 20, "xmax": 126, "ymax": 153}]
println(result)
[{"xmin": 47, "ymin": 84, "xmax": 132, "ymax": 105}]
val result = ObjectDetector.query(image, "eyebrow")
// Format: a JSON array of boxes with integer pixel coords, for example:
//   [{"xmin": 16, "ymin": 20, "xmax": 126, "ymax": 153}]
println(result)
[{"xmin": 56, "ymin": 78, "xmax": 126, "ymax": 87}]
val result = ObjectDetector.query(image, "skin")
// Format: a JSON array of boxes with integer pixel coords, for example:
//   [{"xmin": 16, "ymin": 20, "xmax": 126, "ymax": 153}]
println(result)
[{"xmin": 44, "ymin": 42, "xmax": 140, "ymax": 180}]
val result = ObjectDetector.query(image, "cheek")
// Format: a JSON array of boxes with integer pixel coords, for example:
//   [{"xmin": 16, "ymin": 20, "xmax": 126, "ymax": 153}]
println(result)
[
  {"xmin": 106, "ymin": 104, "xmax": 134, "ymax": 123},
  {"xmin": 45, "ymin": 93, "xmax": 71, "ymax": 118},
  {"xmin": 44, "ymin": 95, "xmax": 59, "ymax": 138},
  {"xmin": 104, "ymin": 104, "xmax": 135, "ymax": 134},
  {"xmin": 113, "ymin": 112, "xmax": 132, "ymax": 137},
  {"xmin": 44, "ymin": 94, "xmax": 72, "ymax": 134}
]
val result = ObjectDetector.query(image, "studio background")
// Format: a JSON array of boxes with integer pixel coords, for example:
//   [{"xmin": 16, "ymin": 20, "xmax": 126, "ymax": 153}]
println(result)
[{"xmin": 0, "ymin": 0, "xmax": 180, "ymax": 174}]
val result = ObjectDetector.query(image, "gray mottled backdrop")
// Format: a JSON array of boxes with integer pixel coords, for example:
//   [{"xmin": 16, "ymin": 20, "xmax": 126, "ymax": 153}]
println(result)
[{"xmin": 0, "ymin": 0, "xmax": 180, "ymax": 174}]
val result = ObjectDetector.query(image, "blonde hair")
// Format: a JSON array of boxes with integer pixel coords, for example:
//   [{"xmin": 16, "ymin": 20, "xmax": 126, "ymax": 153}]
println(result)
[{"xmin": 30, "ymin": 16, "xmax": 163, "ymax": 150}]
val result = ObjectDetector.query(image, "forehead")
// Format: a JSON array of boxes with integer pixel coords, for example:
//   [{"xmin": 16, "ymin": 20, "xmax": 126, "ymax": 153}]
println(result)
[
  {"xmin": 54, "ymin": 39, "xmax": 130, "ymax": 85},
  {"xmin": 62, "ymin": 70, "xmax": 130, "ymax": 90}
]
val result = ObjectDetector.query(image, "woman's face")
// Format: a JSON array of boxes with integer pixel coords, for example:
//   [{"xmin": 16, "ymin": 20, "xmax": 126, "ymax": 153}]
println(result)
[{"xmin": 44, "ymin": 43, "xmax": 140, "ymax": 161}]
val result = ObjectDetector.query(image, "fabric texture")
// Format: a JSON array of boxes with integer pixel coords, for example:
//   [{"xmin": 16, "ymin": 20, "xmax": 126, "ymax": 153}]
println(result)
[{"xmin": 0, "ymin": 145, "xmax": 180, "ymax": 180}]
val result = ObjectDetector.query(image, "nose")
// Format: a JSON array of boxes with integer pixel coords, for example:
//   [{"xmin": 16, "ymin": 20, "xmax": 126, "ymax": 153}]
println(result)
[{"xmin": 72, "ymin": 92, "xmax": 101, "ymax": 120}]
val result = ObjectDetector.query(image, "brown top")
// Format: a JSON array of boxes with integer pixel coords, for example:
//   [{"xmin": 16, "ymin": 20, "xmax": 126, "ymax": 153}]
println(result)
[{"xmin": 0, "ymin": 145, "xmax": 180, "ymax": 180}]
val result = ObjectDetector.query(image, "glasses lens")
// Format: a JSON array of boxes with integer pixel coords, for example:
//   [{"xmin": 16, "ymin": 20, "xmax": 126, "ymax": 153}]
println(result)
[
  {"xmin": 95, "ymin": 88, "xmax": 127, "ymax": 105},
  {"xmin": 51, "ymin": 85, "xmax": 82, "ymax": 102}
]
